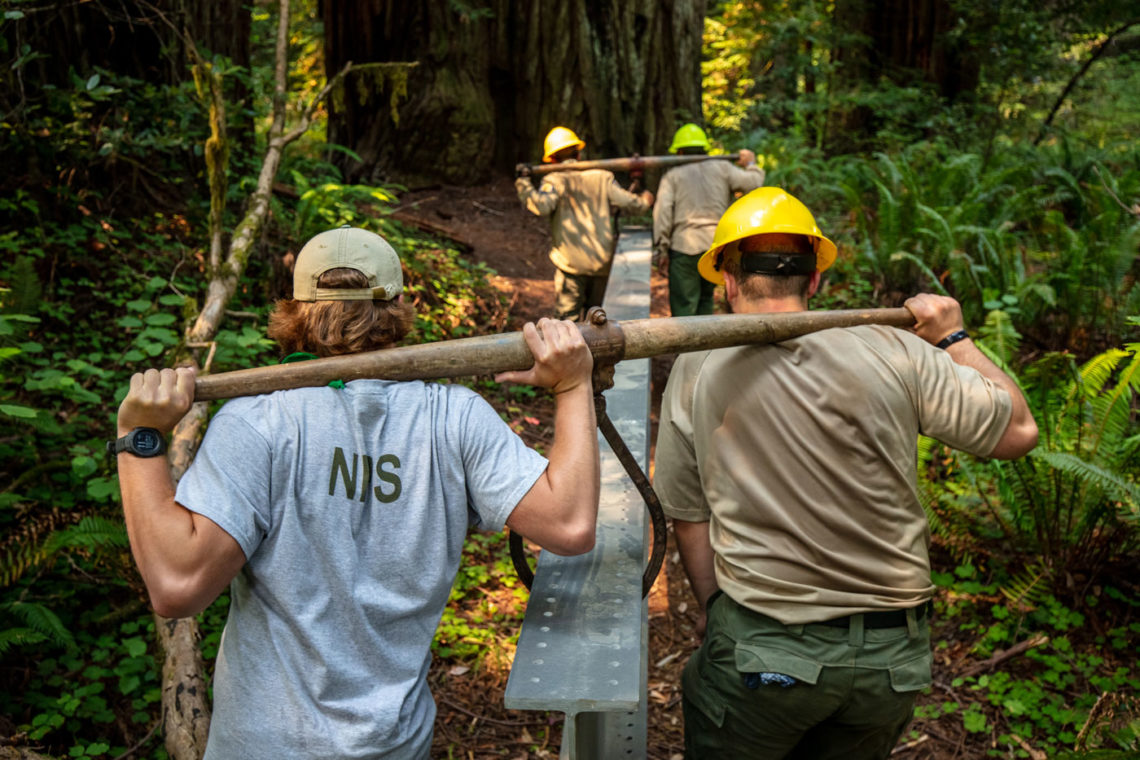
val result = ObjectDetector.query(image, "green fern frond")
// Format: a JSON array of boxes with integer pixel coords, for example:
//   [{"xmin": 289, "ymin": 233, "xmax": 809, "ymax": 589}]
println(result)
[
  {"xmin": 42, "ymin": 516, "xmax": 129, "ymax": 555},
  {"xmin": 978, "ymin": 310, "xmax": 1022, "ymax": 368},
  {"xmin": 1089, "ymin": 347, "xmax": 1139, "ymax": 457},
  {"xmin": 916, "ymin": 434, "xmax": 938, "ymax": 470},
  {"xmin": 0, "ymin": 627, "xmax": 48, "ymax": 655},
  {"xmin": 1030, "ymin": 451, "xmax": 1140, "ymax": 514},
  {"xmin": 1043, "ymin": 166, "xmax": 1085, "ymax": 202},
  {"xmin": 874, "ymin": 152, "xmax": 904, "ymax": 191},
  {"xmin": 1079, "ymin": 349, "xmax": 1129, "ymax": 399},
  {"xmin": 1000, "ymin": 560, "xmax": 1052, "ymax": 607},
  {"xmin": 1, "ymin": 601, "xmax": 75, "ymax": 650},
  {"xmin": 1089, "ymin": 388, "xmax": 1135, "ymax": 457},
  {"xmin": 0, "ymin": 507, "xmax": 74, "ymax": 588},
  {"xmin": 917, "ymin": 203, "xmax": 955, "ymax": 253},
  {"xmin": 3, "ymin": 256, "xmax": 43, "ymax": 318}
]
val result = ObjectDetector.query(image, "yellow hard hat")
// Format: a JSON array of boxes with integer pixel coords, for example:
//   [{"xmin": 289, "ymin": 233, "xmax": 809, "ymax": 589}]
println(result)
[
  {"xmin": 698, "ymin": 187, "xmax": 838, "ymax": 284},
  {"xmin": 542, "ymin": 126, "xmax": 585, "ymax": 163},
  {"xmin": 668, "ymin": 123, "xmax": 710, "ymax": 153}
]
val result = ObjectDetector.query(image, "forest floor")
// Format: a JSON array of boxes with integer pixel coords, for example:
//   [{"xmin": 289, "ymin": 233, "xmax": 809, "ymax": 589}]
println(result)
[{"xmin": 389, "ymin": 178, "xmax": 1099, "ymax": 760}]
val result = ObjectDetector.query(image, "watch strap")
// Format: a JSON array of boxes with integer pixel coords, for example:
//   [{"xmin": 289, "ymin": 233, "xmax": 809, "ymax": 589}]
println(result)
[
  {"xmin": 936, "ymin": 329, "xmax": 970, "ymax": 350},
  {"xmin": 106, "ymin": 427, "xmax": 167, "ymax": 458}
]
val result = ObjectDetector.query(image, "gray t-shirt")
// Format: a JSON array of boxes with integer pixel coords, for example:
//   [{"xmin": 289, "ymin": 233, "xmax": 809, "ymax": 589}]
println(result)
[{"xmin": 176, "ymin": 379, "xmax": 548, "ymax": 759}]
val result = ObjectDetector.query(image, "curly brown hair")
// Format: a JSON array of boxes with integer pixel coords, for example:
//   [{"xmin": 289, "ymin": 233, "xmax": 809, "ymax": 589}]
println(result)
[{"xmin": 267, "ymin": 268, "xmax": 415, "ymax": 357}]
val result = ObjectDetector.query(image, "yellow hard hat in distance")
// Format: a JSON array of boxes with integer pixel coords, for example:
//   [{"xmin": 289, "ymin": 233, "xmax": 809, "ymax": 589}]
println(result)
[
  {"xmin": 698, "ymin": 187, "xmax": 838, "ymax": 284},
  {"xmin": 543, "ymin": 126, "xmax": 586, "ymax": 163},
  {"xmin": 668, "ymin": 123, "xmax": 711, "ymax": 154}
]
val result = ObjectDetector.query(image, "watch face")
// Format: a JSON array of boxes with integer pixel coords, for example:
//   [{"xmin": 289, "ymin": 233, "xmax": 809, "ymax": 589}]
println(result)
[{"xmin": 132, "ymin": 428, "xmax": 163, "ymax": 455}]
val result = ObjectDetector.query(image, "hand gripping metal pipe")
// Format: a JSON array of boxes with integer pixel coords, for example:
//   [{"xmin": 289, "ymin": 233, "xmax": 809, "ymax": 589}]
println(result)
[{"xmin": 192, "ymin": 307, "xmax": 916, "ymax": 595}]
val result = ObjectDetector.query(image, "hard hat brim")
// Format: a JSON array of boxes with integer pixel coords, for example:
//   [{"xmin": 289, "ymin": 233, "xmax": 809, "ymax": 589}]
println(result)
[{"xmin": 542, "ymin": 139, "xmax": 586, "ymax": 163}]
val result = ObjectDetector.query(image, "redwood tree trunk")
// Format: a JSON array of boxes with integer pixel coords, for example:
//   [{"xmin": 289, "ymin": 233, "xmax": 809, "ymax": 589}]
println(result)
[
  {"xmin": 323, "ymin": 0, "xmax": 706, "ymax": 185},
  {"xmin": 827, "ymin": 0, "xmax": 978, "ymax": 152},
  {"xmin": 5, "ymin": 0, "xmax": 249, "ymax": 90}
]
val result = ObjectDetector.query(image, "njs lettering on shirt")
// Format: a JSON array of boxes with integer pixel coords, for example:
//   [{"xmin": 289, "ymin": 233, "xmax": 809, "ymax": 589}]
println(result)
[{"xmin": 328, "ymin": 447, "xmax": 401, "ymax": 503}]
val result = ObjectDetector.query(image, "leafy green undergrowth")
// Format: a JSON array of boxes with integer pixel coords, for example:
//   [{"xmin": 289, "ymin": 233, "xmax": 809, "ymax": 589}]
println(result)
[
  {"xmin": 433, "ymin": 531, "xmax": 529, "ymax": 668},
  {"xmin": 0, "ymin": 173, "xmax": 513, "ymax": 756},
  {"xmin": 0, "ymin": 590, "xmax": 165, "ymax": 760},
  {"xmin": 905, "ymin": 565, "xmax": 1140, "ymax": 756}
]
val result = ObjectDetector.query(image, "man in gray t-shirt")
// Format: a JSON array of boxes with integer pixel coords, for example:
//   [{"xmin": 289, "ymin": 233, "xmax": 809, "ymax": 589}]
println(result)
[{"xmin": 111, "ymin": 227, "xmax": 601, "ymax": 759}]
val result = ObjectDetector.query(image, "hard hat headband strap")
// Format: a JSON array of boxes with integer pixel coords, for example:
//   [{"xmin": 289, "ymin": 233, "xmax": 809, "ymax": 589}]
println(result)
[{"xmin": 738, "ymin": 252, "xmax": 816, "ymax": 276}]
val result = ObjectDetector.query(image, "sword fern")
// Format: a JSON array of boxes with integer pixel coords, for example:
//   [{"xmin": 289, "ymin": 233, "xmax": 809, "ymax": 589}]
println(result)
[{"xmin": 921, "ymin": 336, "xmax": 1140, "ymax": 599}]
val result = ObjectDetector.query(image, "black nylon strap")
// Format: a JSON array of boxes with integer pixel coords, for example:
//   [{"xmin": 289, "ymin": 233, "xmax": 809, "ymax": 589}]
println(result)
[
  {"xmin": 739, "ymin": 252, "xmax": 816, "ymax": 276},
  {"xmin": 936, "ymin": 329, "xmax": 970, "ymax": 349}
]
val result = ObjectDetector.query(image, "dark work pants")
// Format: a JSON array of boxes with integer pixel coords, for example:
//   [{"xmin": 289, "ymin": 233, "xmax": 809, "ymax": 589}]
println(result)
[
  {"xmin": 682, "ymin": 593, "xmax": 930, "ymax": 759},
  {"xmin": 554, "ymin": 267, "xmax": 608, "ymax": 322},
  {"xmin": 668, "ymin": 250, "xmax": 716, "ymax": 316}
]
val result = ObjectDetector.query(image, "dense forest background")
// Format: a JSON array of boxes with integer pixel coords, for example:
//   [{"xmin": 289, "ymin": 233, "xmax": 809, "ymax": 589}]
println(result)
[{"xmin": 1, "ymin": 0, "xmax": 1138, "ymax": 758}]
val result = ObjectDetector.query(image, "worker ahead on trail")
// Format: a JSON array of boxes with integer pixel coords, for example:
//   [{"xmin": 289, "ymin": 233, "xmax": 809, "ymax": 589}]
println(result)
[
  {"xmin": 652, "ymin": 123, "xmax": 765, "ymax": 317},
  {"xmin": 110, "ymin": 226, "xmax": 601, "ymax": 759},
  {"xmin": 516, "ymin": 125, "xmax": 654, "ymax": 322},
  {"xmin": 654, "ymin": 188, "xmax": 1038, "ymax": 759}
]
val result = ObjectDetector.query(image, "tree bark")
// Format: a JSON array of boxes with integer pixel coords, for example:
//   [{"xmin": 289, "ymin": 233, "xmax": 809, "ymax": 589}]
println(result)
[
  {"xmin": 323, "ymin": 0, "xmax": 706, "ymax": 186},
  {"xmin": 3, "ymin": 0, "xmax": 249, "ymax": 91},
  {"xmin": 156, "ymin": 614, "xmax": 213, "ymax": 759}
]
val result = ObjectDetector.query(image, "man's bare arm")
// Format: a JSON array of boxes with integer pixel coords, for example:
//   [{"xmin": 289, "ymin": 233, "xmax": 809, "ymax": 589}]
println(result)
[
  {"xmin": 905, "ymin": 293, "xmax": 1039, "ymax": 459},
  {"xmin": 499, "ymin": 319, "xmax": 600, "ymax": 555},
  {"xmin": 115, "ymin": 368, "xmax": 246, "ymax": 618},
  {"xmin": 672, "ymin": 518, "xmax": 718, "ymax": 638}
]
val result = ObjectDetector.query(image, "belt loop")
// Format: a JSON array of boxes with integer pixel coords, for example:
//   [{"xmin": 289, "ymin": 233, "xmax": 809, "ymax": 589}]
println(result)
[
  {"xmin": 786, "ymin": 623, "xmax": 804, "ymax": 637},
  {"xmin": 906, "ymin": 606, "xmax": 919, "ymax": 638},
  {"xmin": 848, "ymin": 614, "xmax": 864, "ymax": 647}
]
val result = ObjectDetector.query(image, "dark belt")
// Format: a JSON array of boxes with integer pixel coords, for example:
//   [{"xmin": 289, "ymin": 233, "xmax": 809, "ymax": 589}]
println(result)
[{"xmin": 818, "ymin": 601, "xmax": 931, "ymax": 629}]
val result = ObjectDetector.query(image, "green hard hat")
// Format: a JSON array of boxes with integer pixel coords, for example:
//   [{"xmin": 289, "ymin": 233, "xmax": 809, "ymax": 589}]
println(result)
[{"xmin": 668, "ymin": 123, "xmax": 711, "ymax": 154}]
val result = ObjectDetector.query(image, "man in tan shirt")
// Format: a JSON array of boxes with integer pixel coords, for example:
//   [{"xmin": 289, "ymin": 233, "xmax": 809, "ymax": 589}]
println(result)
[
  {"xmin": 654, "ymin": 188, "xmax": 1038, "ymax": 758},
  {"xmin": 652, "ymin": 123, "xmax": 765, "ymax": 316},
  {"xmin": 516, "ymin": 126, "xmax": 654, "ymax": 321}
]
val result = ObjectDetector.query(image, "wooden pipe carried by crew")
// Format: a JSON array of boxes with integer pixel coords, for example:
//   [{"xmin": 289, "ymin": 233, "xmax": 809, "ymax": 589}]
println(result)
[
  {"xmin": 524, "ymin": 153, "xmax": 742, "ymax": 177},
  {"xmin": 193, "ymin": 308, "xmax": 917, "ymax": 402}
]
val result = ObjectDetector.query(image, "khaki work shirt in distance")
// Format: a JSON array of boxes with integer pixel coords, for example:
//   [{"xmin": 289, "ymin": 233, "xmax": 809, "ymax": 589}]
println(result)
[
  {"xmin": 654, "ymin": 325, "xmax": 1013, "ymax": 625},
  {"xmin": 516, "ymin": 164, "xmax": 651, "ymax": 276},
  {"xmin": 652, "ymin": 159, "xmax": 765, "ymax": 256}
]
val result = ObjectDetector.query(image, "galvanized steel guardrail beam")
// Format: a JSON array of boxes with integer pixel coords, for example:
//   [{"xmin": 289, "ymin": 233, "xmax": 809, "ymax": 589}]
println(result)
[{"xmin": 503, "ymin": 227, "xmax": 653, "ymax": 759}]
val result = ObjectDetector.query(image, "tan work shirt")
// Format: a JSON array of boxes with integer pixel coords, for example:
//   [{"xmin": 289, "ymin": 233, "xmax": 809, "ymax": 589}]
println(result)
[
  {"xmin": 516, "ymin": 164, "xmax": 650, "ymax": 276},
  {"xmin": 654, "ymin": 325, "xmax": 1013, "ymax": 625},
  {"xmin": 652, "ymin": 160, "xmax": 765, "ymax": 256}
]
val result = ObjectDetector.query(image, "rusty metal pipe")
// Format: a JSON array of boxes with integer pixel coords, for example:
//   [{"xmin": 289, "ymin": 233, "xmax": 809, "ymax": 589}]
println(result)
[
  {"xmin": 193, "ymin": 309, "xmax": 915, "ymax": 401},
  {"xmin": 526, "ymin": 153, "xmax": 741, "ymax": 177}
]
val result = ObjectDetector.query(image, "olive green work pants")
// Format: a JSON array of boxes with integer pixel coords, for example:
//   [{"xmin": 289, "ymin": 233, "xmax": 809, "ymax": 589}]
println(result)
[
  {"xmin": 553, "ymin": 267, "xmax": 608, "ymax": 322},
  {"xmin": 668, "ymin": 250, "xmax": 716, "ymax": 317},
  {"xmin": 682, "ymin": 592, "xmax": 932, "ymax": 760}
]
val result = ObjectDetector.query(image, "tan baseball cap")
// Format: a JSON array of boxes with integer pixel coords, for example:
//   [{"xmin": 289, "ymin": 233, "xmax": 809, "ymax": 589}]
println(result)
[{"xmin": 293, "ymin": 226, "xmax": 403, "ymax": 302}]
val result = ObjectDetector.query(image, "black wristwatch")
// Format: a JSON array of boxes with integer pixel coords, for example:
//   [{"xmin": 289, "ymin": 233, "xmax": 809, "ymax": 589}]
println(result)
[{"xmin": 106, "ymin": 427, "xmax": 167, "ymax": 458}]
